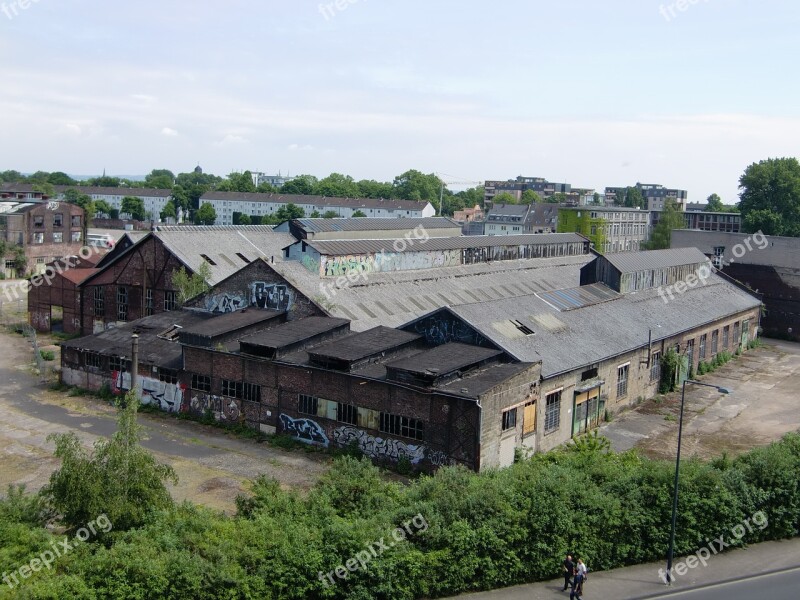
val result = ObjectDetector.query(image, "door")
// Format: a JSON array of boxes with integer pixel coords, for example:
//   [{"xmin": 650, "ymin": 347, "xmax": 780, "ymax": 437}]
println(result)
[
  {"xmin": 572, "ymin": 387, "xmax": 602, "ymax": 436},
  {"xmin": 741, "ymin": 319, "xmax": 750, "ymax": 347}
]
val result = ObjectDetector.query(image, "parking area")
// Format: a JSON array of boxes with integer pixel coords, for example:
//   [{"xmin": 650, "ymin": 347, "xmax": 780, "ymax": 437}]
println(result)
[{"xmin": 600, "ymin": 339, "xmax": 800, "ymax": 460}]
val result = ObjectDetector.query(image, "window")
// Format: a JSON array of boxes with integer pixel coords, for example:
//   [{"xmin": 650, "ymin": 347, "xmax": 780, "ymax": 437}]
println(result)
[
  {"xmin": 200, "ymin": 254, "xmax": 217, "ymax": 266},
  {"xmin": 53, "ymin": 213, "xmax": 63, "ymax": 227},
  {"xmin": 71, "ymin": 231, "xmax": 82, "ymax": 242},
  {"xmin": 191, "ymin": 374, "xmax": 211, "ymax": 392},
  {"xmin": 236, "ymin": 252, "xmax": 251, "ymax": 264},
  {"xmin": 145, "ymin": 289, "xmax": 154, "ymax": 316},
  {"xmin": 109, "ymin": 355, "xmax": 127, "ymax": 373},
  {"xmin": 733, "ymin": 322, "xmax": 739, "ymax": 347},
  {"xmin": 243, "ymin": 382, "xmax": 261, "ymax": 403},
  {"xmin": 686, "ymin": 340, "xmax": 695, "ymax": 367},
  {"xmin": 723, "ymin": 326, "xmax": 730, "ymax": 349},
  {"xmin": 116, "ymin": 286, "xmax": 128, "ymax": 321},
  {"xmin": 52, "ymin": 232, "xmax": 63, "ymax": 243},
  {"xmin": 71, "ymin": 215, "xmax": 81, "ymax": 227},
  {"xmin": 337, "ymin": 402, "xmax": 358, "ymax": 425},
  {"xmin": 713, "ymin": 246, "xmax": 725, "ymax": 268},
  {"xmin": 158, "ymin": 368, "xmax": 178, "ymax": 384},
  {"xmin": 545, "ymin": 390, "xmax": 561, "ymax": 433},
  {"xmin": 699, "ymin": 334, "xmax": 707, "ymax": 359},
  {"xmin": 711, "ymin": 330, "xmax": 719, "ymax": 355},
  {"xmin": 510, "ymin": 319, "xmax": 535, "ymax": 336},
  {"xmin": 501, "ymin": 408, "xmax": 517, "ymax": 431},
  {"xmin": 523, "ymin": 401, "xmax": 536, "ymax": 436},
  {"xmin": 164, "ymin": 291, "xmax": 177, "ymax": 311},
  {"xmin": 617, "ymin": 363, "xmax": 629, "ymax": 398},
  {"xmin": 33, "ymin": 232, "xmax": 44, "ymax": 244},
  {"xmin": 36, "ymin": 257, "xmax": 45, "ymax": 264},
  {"xmin": 299, "ymin": 394, "xmax": 318, "ymax": 416},
  {"xmin": 581, "ymin": 367, "xmax": 598, "ymax": 381},
  {"xmin": 380, "ymin": 412, "xmax": 424, "ymax": 441},
  {"xmin": 84, "ymin": 352, "xmax": 102, "ymax": 368},
  {"xmin": 222, "ymin": 379, "xmax": 243, "ymax": 398},
  {"xmin": 651, "ymin": 351, "xmax": 661, "ymax": 382},
  {"xmin": 93, "ymin": 287, "xmax": 104, "ymax": 316},
  {"xmin": 34, "ymin": 215, "xmax": 44, "ymax": 228}
]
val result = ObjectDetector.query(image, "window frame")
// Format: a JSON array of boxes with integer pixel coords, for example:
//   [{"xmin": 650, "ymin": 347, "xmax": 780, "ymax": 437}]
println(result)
[{"xmin": 544, "ymin": 389, "xmax": 562, "ymax": 434}]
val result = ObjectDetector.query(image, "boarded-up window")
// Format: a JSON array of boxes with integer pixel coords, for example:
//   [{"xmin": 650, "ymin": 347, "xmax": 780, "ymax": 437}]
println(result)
[{"xmin": 523, "ymin": 401, "xmax": 536, "ymax": 436}]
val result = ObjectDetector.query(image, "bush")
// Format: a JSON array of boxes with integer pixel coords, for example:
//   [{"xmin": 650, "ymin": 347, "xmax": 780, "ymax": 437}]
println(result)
[{"xmin": 39, "ymin": 350, "xmax": 55, "ymax": 361}]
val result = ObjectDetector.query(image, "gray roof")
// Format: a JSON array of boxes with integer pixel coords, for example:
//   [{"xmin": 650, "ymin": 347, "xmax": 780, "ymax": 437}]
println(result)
[
  {"xmin": 671, "ymin": 230, "xmax": 800, "ymax": 270},
  {"xmin": 309, "ymin": 327, "xmax": 420, "ymax": 362},
  {"xmin": 151, "ymin": 226, "xmax": 297, "ymax": 285},
  {"xmin": 602, "ymin": 247, "xmax": 709, "ymax": 274},
  {"xmin": 0, "ymin": 200, "xmax": 40, "ymax": 214},
  {"xmin": 386, "ymin": 343, "xmax": 502, "ymax": 376},
  {"xmin": 292, "ymin": 217, "xmax": 459, "ymax": 234},
  {"xmin": 55, "ymin": 186, "xmax": 172, "ymax": 198},
  {"xmin": 271, "ymin": 253, "xmax": 593, "ymax": 332},
  {"xmin": 487, "ymin": 204, "xmax": 529, "ymax": 217},
  {"xmin": 239, "ymin": 316, "xmax": 349, "ymax": 350},
  {"xmin": 201, "ymin": 191, "xmax": 431, "ymax": 211},
  {"xmin": 448, "ymin": 275, "xmax": 761, "ymax": 378},
  {"xmin": 306, "ymin": 233, "xmax": 586, "ymax": 256}
]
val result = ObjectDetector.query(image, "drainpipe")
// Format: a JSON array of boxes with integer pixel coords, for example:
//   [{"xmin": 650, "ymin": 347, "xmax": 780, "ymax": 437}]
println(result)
[{"xmin": 131, "ymin": 333, "xmax": 139, "ymax": 398}]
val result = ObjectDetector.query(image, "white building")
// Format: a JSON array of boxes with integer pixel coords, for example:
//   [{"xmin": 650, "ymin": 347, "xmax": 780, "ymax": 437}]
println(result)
[{"xmin": 54, "ymin": 186, "xmax": 172, "ymax": 220}]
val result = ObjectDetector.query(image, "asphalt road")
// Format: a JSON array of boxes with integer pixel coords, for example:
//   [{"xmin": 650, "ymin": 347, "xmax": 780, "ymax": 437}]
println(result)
[{"xmin": 646, "ymin": 567, "xmax": 800, "ymax": 599}]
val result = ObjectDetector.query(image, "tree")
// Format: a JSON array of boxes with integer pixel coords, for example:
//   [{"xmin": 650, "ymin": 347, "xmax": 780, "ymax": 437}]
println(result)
[
  {"xmin": 646, "ymin": 198, "xmax": 684, "ymax": 249},
  {"xmin": 280, "ymin": 175, "xmax": 318, "ymax": 195},
  {"xmin": 309, "ymin": 210, "xmax": 321, "ymax": 218},
  {"xmin": 314, "ymin": 173, "xmax": 360, "ymax": 198},
  {"xmin": 144, "ymin": 169, "xmax": 175, "ymax": 189},
  {"xmin": 275, "ymin": 203, "xmax": 305, "ymax": 221},
  {"xmin": 170, "ymin": 184, "xmax": 191, "ymax": 212},
  {"xmin": 520, "ymin": 189, "xmax": 542, "ymax": 204},
  {"xmin": 547, "ymin": 192, "xmax": 568, "ymax": 204},
  {"xmin": 171, "ymin": 261, "xmax": 212, "ymax": 304},
  {"xmin": 0, "ymin": 169, "xmax": 23, "ymax": 182},
  {"xmin": 121, "ymin": 196, "xmax": 146, "ymax": 221},
  {"xmin": 738, "ymin": 157, "xmax": 800, "ymax": 236},
  {"xmin": 356, "ymin": 179, "xmax": 394, "ymax": 199},
  {"xmin": 47, "ymin": 171, "xmax": 76, "ymax": 186},
  {"xmin": 492, "ymin": 192, "xmax": 518, "ymax": 205},
  {"xmin": 322, "ymin": 210, "xmax": 339, "ymax": 219},
  {"xmin": 32, "ymin": 182, "xmax": 55, "ymax": 197},
  {"xmin": 613, "ymin": 188, "xmax": 626, "ymax": 206},
  {"xmin": 593, "ymin": 192, "xmax": 602, "ymax": 205},
  {"xmin": 456, "ymin": 186, "xmax": 485, "ymax": 208},
  {"xmin": 43, "ymin": 392, "xmax": 177, "ymax": 531},
  {"xmin": 87, "ymin": 175, "xmax": 121, "ymax": 187},
  {"xmin": 256, "ymin": 182, "xmax": 278, "ymax": 194},
  {"xmin": 392, "ymin": 169, "xmax": 441, "ymax": 202},
  {"xmin": 704, "ymin": 193, "xmax": 725, "ymax": 212},
  {"xmin": 217, "ymin": 171, "xmax": 257, "ymax": 193},
  {"xmin": 351, "ymin": 210, "xmax": 367, "ymax": 217},
  {"xmin": 160, "ymin": 200, "xmax": 177, "ymax": 222},
  {"xmin": 238, "ymin": 213, "xmax": 251, "ymax": 225},
  {"xmin": 194, "ymin": 202, "xmax": 217, "ymax": 225},
  {"xmin": 94, "ymin": 200, "xmax": 113, "ymax": 217},
  {"xmin": 624, "ymin": 186, "xmax": 644, "ymax": 208}
]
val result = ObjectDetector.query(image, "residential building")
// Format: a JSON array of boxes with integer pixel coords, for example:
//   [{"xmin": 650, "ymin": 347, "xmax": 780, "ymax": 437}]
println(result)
[
  {"xmin": 201, "ymin": 191, "xmax": 435, "ymax": 224},
  {"xmin": 671, "ymin": 229, "xmax": 800, "ymax": 341},
  {"xmin": 650, "ymin": 210, "xmax": 741, "ymax": 233},
  {"xmin": 485, "ymin": 204, "xmax": 532, "ymax": 235},
  {"xmin": 528, "ymin": 203, "xmax": 562, "ymax": 233},
  {"xmin": 1, "ymin": 199, "xmax": 86, "ymax": 278},
  {"xmin": 605, "ymin": 183, "xmax": 688, "ymax": 211},
  {"xmin": 484, "ymin": 176, "xmax": 583, "ymax": 205},
  {"xmin": 53, "ymin": 186, "xmax": 174, "ymax": 221},
  {"xmin": 250, "ymin": 172, "xmax": 295, "ymax": 189},
  {"xmin": 452, "ymin": 204, "xmax": 484, "ymax": 223},
  {"xmin": 558, "ymin": 206, "xmax": 650, "ymax": 253},
  {"xmin": 275, "ymin": 217, "xmax": 462, "ymax": 241}
]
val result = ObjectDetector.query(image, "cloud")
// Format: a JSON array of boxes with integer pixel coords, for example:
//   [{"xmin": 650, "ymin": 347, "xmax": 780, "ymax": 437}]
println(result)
[
  {"xmin": 216, "ymin": 134, "xmax": 248, "ymax": 146},
  {"xmin": 288, "ymin": 143, "xmax": 314, "ymax": 151},
  {"xmin": 161, "ymin": 127, "xmax": 179, "ymax": 136}
]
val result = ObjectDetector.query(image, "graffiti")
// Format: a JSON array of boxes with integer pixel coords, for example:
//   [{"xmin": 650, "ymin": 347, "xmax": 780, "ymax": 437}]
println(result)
[
  {"xmin": 206, "ymin": 292, "xmax": 248, "ymax": 314},
  {"xmin": 223, "ymin": 397, "xmax": 241, "ymax": 421},
  {"xmin": 426, "ymin": 449, "xmax": 450, "ymax": 467},
  {"xmin": 301, "ymin": 255, "xmax": 320, "ymax": 274},
  {"xmin": 185, "ymin": 394, "xmax": 241, "ymax": 421},
  {"xmin": 46, "ymin": 201, "xmax": 60, "ymax": 210},
  {"xmin": 321, "ymin": 249, "xmax": 461, "ymax": 278},
  {"xmin": 409, "ymin": 313, "xmax": 487, "ymax": 347},
  {"xmin": 113, "ymin": 371, "xmax": 185, "ymax": 413},
  {"xmin": 251, "ymin": 282, "xmax": 292, "ymax": 311},
  {"xmin": 332, "ymin": 426, "xmax": 430, "ymax": 464},
  {"xmin": 279, "ymin": 414, "xmax": 329, "ymax": 446}
]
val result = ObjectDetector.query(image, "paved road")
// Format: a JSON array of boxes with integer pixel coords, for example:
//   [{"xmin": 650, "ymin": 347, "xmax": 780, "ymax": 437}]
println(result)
[{"xmin": 644, "ymin": 567, "xmax": 800, "ymax": 599}]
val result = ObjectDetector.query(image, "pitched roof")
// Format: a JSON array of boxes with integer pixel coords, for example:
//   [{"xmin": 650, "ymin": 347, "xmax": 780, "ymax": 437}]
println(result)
[
  {"xmin": 487, "ymin": 203, "xmax": 530, "ymax": 217},
  {"xmin": 448, "ymin": 275, "xmax": 761, "ymax": 378},
  {"xmin": 304, "ymin": 233, "xmax": 587, "ymax": 256},
  {"xmin": 200, "ymin": 191, "xmax": 431, "ymax": 211},
  {"xmin": 291, "ymin": 216, "xmax": 459, "ymax": 234},
  {"xmin": 602, "ymin": 247, "xmax": 709, "ymax": 274},
  {"xmin": 55, "ymin": 185, "xmax": 172, "ymax": 198}
]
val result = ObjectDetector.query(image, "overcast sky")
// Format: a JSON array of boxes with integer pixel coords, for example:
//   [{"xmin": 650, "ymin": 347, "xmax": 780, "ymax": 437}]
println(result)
[{"xmin": 1, "ymin": 0, "xmax": 798, "ymax": 201}]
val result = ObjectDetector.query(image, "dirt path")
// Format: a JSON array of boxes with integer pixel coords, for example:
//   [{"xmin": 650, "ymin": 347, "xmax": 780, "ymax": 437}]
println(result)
[
  {"xmin": 600, "ymin": 340, "xmax": 800, "ymax": 460},
  {"xmin": 0, "ymin": 329, "xmax": 330, "ymax": 512}
]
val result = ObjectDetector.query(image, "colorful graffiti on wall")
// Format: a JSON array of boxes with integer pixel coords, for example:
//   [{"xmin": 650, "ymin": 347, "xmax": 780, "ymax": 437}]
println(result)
[
  {"xmin": 187, "ymin": 393, "xmax": 242, "ymax": 421},
  {"xmin": 251, "ymin": 282, "xmax": 291, "ymax": 311},
  {"xmin": 321, "ymin": 250, "xmax": 461, "ymax": 278},
  {"xmin": 112, "ymin": 371, "xmax": 186, "ymax": 413},
  {"xmin": 279, "ymin": 414, "xmax": 329, "ymax": 446}
]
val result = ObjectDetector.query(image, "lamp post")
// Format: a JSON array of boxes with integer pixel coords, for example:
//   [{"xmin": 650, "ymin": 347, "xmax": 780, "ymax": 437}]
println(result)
[{"xmin": 665, "ymin": 379, "xmax": 731, "ymax": 585}]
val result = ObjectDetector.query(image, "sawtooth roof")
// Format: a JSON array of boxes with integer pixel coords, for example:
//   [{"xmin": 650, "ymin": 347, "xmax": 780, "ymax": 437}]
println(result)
[
  {"xmin": 601, "ymin": 247, "xmax": 709, "ymax": 274},
  {"xmin": 447, "ymin": 274, "xmax": 761, "ymax": 378},
  {"xmin": 292, "ymin": 217, "xmax": 459, "ymax": 234}
]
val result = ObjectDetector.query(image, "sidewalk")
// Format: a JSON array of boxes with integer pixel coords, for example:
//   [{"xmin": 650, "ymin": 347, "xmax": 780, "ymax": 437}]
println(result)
[{"xmin": 446, "ymin": 537, "xmax": 800, "ymax": 599}]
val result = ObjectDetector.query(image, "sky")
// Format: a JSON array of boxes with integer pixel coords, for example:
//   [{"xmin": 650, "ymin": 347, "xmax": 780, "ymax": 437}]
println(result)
[{"xmin": 1, "ymin": 0, "xmax": 798, "ymax": 202}]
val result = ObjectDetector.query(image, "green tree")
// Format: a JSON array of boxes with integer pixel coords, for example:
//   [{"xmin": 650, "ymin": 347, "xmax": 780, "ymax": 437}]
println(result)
[
  {"xmin": 624, "ymin": 186, "xmax": 644, "ymax": 208},
  {"xmin": 392, "ymin": 169, "xmax": 441, "ymax": 202},
  {"xmin": 705, "ymin": 193, "xmax": 725, "ymax": 212},
  {"xmin": 256, "ymin": 182, "xmax": 277, "ymax": 194},
  {"xmin": 87, "ymin": 175, "xmax": 121, "ymax": 187},
  {"xmin": 43, "ymin": 392, "xmax": 177, "ymax": 531},
  {"xmin": 548, "ymin": 192, "xmax": 568, "ymax": 204},
  {"xmin": 159, "ymin": 200, "xmax": 177, "ymax": 221},
  {"xmin": 144, "ymin": 169, "xmax": 175, "ymax": 189},
  {"xmin": 280, "ymin": 175, "xmax": 318, "ymax": 195},
  {"xmin": 646, "ymin": 198, "xmax": 685, "ymax": 249},
  {"xmin": 314, "ymin": 172, "xmax": 360, "ymax": 197},
  {"xmin": 0, "ymin": 169, "xmax": 23, "ymax": 182},
  {"xmin": 171, "ymin": 261, "xmax": 212, "ymax": 304},
  {"xmin": 738, "ymin": 157, "xmax": 800, "ymax": 236},
  {"xmin": 492, "ymin": 192, "xmax": 518, "ymax": 205},
  {"xmin": 593, "ymin": 192, "xmax": 602, "ymax": 205},
  {"xmin": 351, "ymin": 209, "xmax": 367, "ymax": 217},
  {"xmin": 93, "ymin": 199, "xmax": 113, "ymax": 216},
  {"xmin": 121, "ymin": 196, "xmax": 147, "ymax": 221},
  {"xmin": 356, "ymin": 179, "xmax": 394, "ymax": 199},
  {"xmin": 32, "ymin": 182, "xmax": 55, "ymax": 197},
  {"xmin": 217, "ymin": 171, "xmax": 257, "ymax": 193},
  {"xmin": 170, "ymin": 184, "xmax": 191, "ymax": 212},
  {"xmin": 275, "ymin": 203, "xmax": 306, "ymax": 221},
  {"xmin": 456, "ymin": 185, "xmax": 485, "ymax": 208},
  {"xmin": 194, "ymin": 202, "xmax": 217, "ymax": 225},
  {"xmin": 47, "ymin": 171, "xmax": 76, "ymax": 186},
  {"xmin": 322, "ymin": 210, "xmax": 338, "ymax": 219},
  {"xmin": 238, "ymin": 213, "xmax": 251, "ymax": 225},
  {"xmin": 309, "ymin": 210, "xmax": 321, "ymax": 218},
  {"xmin": 520, "ymin": 189, "xmax": 542, "ymax": 204},
  {"xmin": 613, "ymin": 188, "xmax": 626, "ymax": 206}
]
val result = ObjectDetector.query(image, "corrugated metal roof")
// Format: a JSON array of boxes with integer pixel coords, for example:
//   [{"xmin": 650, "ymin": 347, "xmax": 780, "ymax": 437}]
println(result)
[
  {"xmin": 293, "ymin": 217, "xmax": 460, "ymax": 233},
  {"xmin": 238, "ymin": 316, "xmax": 349, "ymax": 349},
  {"xmin": 537, "ymin": 283, "xmax": 620, "ymax": 311},
  {"xmin": 201, "ymin": 191, "xmax": 431, "ymax": 211},
  {"xmin": 307, "ymin": 233, "xmax": 587, "ymax": 256},
  {"xmin": 386, "ymin": 343, "xmax": 502, "ymax": 375},
  {"xmin": 308, "ymin": 327, "xmax": 420, "ymax": 361},
  {"xmin": 449, "ymin": 275, "xmax": 761, "ymax": 378},
  {"xmin": 603, "ymin": 247, "xmax": 709, "ymax": 274}
]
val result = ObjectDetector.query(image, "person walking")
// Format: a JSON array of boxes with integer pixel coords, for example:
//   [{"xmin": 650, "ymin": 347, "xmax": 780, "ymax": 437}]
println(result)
[
  {"xmin": 562, "ymin": 554, "xmax": 574, "ymax": 591},
  {"xmin": 576, "ymin": 558, "xmax": 587, "ymax": 582},
  {"xmin": 570, "ymin": 565, "xmax": 584, "ymax": 600}
]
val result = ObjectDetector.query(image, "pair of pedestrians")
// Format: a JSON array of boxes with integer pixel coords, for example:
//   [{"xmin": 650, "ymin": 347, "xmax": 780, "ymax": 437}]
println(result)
[{"xmin": 561, "ymin": 554, "xmax": 588, "ymax": 599}]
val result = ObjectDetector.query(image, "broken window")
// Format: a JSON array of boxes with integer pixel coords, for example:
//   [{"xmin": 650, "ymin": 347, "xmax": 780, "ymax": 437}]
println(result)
[
  {"xmin": 53, "ymin": 213, "xmax": 63, "ymax": 227},
  {"xmin": 298, "ymin": 393, "xmax": 318, "ymax": 416},
  {"xmin": 380, "ymin": 412, "xmax": 424, "ymax": 441},
  {"xmin": 616, "ymin": 363, "xmax": 629, "ymax": 398},
  {"xmin": 544, "ymin": 390, "xmax": 561, "ymax": 433},
  {"xmin": 164, "ymin": 291, "xmax": 177, "ymax": 312},
  {"xmin": 501, "ymin": 407, "xmax": 517, "ymax": 431},
  {"xmin": 699, "ymin": 334, "xmax": 707, "ymax": 359},
  {"xmin": 145, "ymin": 289, "xmax": 154, "ymax": 316},
  {"xmin": 116, "ymin": 286, "xmax": 128, "ymax": 321},
  {"xmin": 93, "ymin": 287, "xmax": 104, "ymax": 316},
  {"xmin": 711, "ymin": 330, "xmax": 719, "ymax": 355},
  {"xmin": 191, "ymin": 374, "xmax": 211, "ymax": 392},
  {"xmin": 337, "ymin": 402, "xmax": 358, "ymax": 425},
  {"xmin": 651, "ymin": 351, "xmax": 661, "ymax": 382},
  {"xmin": 158, "ymin": 368, "xmax": 178, "ymax": 384}
]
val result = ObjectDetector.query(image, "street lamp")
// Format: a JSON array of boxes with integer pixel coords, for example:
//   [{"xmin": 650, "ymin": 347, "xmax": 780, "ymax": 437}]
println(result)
[{"xmin": 665, "ymin": 379, "xmax": 731, "ymax": 585}]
